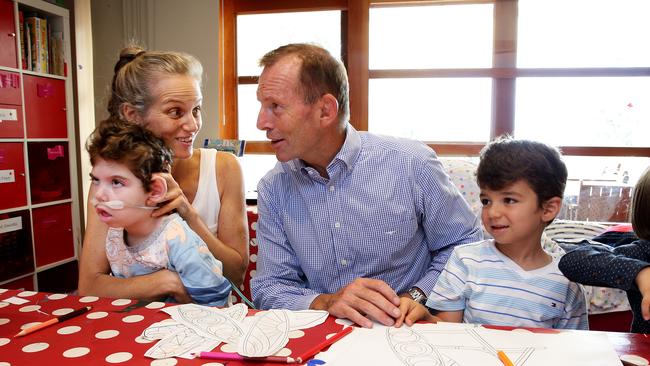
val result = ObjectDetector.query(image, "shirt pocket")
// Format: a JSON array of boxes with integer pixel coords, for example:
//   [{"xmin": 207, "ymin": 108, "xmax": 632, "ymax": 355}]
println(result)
[{"xmin": 353, "ymin": 216, "xmax": 419, "ymax": 261}]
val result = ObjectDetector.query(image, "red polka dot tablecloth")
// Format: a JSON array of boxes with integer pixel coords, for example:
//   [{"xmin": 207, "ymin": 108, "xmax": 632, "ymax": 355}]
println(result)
[{"xmin": 0, "ymin": 288, "xmax": 347, "ymax": 365}]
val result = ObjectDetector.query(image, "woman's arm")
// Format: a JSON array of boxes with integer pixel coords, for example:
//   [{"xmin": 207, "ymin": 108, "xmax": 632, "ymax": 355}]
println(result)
[
  {"xmin": 154, "ymin": 152, "xmax": 249, "ymax": 286},
  {"xmin": 78, "ymin": 190, "xmax": 190, "ymax": 302}
]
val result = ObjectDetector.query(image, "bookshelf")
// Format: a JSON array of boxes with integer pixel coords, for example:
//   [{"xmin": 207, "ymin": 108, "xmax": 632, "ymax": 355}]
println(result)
[{"xmin": 0, "ymin": 0, "xmax": 80, "ymax": 293}]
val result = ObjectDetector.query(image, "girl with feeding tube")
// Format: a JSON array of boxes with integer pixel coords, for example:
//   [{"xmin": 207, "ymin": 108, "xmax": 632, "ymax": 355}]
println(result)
[{"xmin": 88, "ymin": 119, "xmax": 231, "ymax": 306}]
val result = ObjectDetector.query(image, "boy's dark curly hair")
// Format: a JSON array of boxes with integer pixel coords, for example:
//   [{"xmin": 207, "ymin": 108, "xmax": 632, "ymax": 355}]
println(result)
[
  {"xmin": 86, "ymin": 118, "xmax": 172, "ymax": 192},
  {"xmin": 631, "ymin": 168, "xmax": 650, "ymax": 241},
  {"xmin": 476, "ymin": 136, "xmax": 567, "ymax": 207}
]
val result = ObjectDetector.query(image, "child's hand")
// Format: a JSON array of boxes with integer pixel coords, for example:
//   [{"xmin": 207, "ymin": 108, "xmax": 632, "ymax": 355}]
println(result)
[
  {"xmin": 394, "ymin": 297, "xmax": 439, "ymax": 328},
  {"xmin": 636, "ymin": 267, "xmax": 650, "ymax": 320}
]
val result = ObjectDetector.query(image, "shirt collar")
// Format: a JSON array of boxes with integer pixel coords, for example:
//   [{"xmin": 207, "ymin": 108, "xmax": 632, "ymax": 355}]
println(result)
[{"xmin": 286, "ymin": 124, "xmax": 361, "ymax": 174}]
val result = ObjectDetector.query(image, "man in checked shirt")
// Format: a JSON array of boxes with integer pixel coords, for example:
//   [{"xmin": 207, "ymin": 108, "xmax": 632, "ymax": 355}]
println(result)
[{"xmin": 251, "ymin": 43, "xmax": 482, "ymax": 328}]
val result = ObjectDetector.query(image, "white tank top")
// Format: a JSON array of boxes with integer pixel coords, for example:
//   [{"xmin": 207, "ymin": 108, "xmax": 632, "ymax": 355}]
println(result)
[{"xmin": 191, "ymin": 148, "xmax": 220, "ymax": 234}]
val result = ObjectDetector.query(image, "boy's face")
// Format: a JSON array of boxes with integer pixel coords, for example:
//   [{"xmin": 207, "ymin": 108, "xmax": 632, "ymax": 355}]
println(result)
[
  {"xmin": 479, "ymin": 179, "xmax": 549, "ymax": 247},
  {"xmin": 90, "ymin": 158, "xmax": 151, "ymax": 229}
]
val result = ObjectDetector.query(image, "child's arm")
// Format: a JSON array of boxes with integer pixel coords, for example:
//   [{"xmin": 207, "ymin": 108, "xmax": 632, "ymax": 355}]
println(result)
[
  {"xmin": 559, "ymin": 241, "xmax": 650, "ymax": 290},
  {"xmin": 557, "ymin": 282, "xmax": 589, "ymax": 330},
  {"xmin": 435, "ymin": 310, "xmax": 464, "ymax": 323},
  {"xmin": 636, "ymin": 267, "xmax": 650, "ymax": 320},
  {"xmin": 166, "ymin": 219, "xmax": 232, "ymax": 306},
  {"xmin": 395, "ymin": 297, "xmax": 441, "ymax": 327}
]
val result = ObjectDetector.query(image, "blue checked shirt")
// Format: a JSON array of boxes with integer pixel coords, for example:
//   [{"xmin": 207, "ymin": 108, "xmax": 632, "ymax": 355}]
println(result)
[{"xmin": 251, "ymin": 126, "xmax": 483, "ymax": 310}]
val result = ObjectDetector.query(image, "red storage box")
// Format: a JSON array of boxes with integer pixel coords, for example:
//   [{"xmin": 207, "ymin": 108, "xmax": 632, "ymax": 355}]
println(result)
[
  {"xmin": 0, "ymin": 0, "xmax": 17, "ymax": 69},
  {"xmin": 27, "ymin": 142, "xmax": 70, "ymax": 204},
  {"xmin": 23, "ymin": 75, "xmax": 67, "ymax": 138},
  {"xmin": 0, "ymin": 210, "xmax": 34, "ymax": 282},
  {"xmin": 32, "ymin": 203, "xmax": 74, "ymax": 267},
  {"xmin": 0, "ymin": 103, "xmax": 23, "ymax": 138},
  {"xmin": 0, "ymin": 142, "xmax": 27, "ymax": 210}
]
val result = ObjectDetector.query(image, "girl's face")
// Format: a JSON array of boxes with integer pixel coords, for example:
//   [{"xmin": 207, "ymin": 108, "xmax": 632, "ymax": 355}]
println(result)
[
  {"xmin": 139, "ymin": 74, "xmax": 203, "ymax": 160},
  {"xmin": 90, "ymin": 158, "xmax": 151, "ymax": 230}
]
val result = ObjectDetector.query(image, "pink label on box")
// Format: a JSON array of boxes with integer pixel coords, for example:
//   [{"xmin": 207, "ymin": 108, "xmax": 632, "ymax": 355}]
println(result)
[{"xmin": 47, "ymin": 145, "xmax": 65, "ymax": 160}]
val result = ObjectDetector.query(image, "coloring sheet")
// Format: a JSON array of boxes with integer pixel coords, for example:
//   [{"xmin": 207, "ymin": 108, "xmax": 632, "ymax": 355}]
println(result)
[
  {"xmin": 316, "ymin": 322, "xmax": 621, "ymax": 366},
  {"xmin": 142, "ymin": 303, "xmax": 329, "ymax": 359}
]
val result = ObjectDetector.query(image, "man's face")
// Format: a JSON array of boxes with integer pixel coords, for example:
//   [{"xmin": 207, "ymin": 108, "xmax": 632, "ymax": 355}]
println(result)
[{"xmin": 256, "ymin": 56, "xmax": 323, "ymax": 164}]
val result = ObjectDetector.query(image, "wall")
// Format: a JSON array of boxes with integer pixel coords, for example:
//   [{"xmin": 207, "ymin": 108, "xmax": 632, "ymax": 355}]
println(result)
[{"xmin": 90, "ymin": 0, "xmax": 219, "ymax": 147}]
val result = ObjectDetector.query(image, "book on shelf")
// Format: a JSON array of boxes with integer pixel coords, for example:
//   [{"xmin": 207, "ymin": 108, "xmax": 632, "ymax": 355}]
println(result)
[
  {"xmin": 24, "ymin": 15, "xmax": 48, "ymax": 74},
  {"xmin": 19, "ymin": 11, "xmax": 27, "ymax": 70}
]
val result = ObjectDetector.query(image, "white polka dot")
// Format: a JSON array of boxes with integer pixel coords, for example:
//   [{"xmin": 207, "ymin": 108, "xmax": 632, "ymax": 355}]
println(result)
[
  {"xmin": 22, "ymin": 342, "xmax": 49, "ymax": 352},
  {"xmin": 96, "ymin": 330, "xmax": 120, "ymax": 339},
  {"xmin": 47, "ymin": 293, "xmax": 67, "ymax": 300},
  {"xmin": 0, "ymin": 338, "xmax": 10, "ymax": 346},
  {"xmin": 151, "ymin": 358, "xmax": 178, "ymax": 366},
  {"xmin": 0, "ymin": 302, "xmax": 8, "ymax": 308},
  {"xmin": 145, "ymin": 301, "xmax": 165, "ymax": 309},
  {"xmin": 0, "ymin": 362, "xmax": 9, "ymax": 366},
  {"xmin": 17, "ymin": 291, "xmax": 37, "ymax": 297},
  {"xmin": 122, "ymin": 315, "xmax": 144, "ymax": 323},
  {"xmin": 86, "ymin": 311, "xmax": 108, "ymax": 319},
  {"xmin": 220, "ymin": 343, "xmax": 237, "ymax": 353},
  {"xmin": 0, "ymin": 289, "xmax": 7, "ymax": 294},
  {"xmin": 19, "ymin": 305, "xmax": 41, "ymax": 313},
  {"xmin": 250, "ymin": 254, "xmax": 257, "ymax": 263},
  {"xmin": 160, "ymin": 318, "xmax": 176, "ymax": 324},
  {"xmin": 325, "ymin": 332, "xmax": 339, "ymax": 339},
  {"xmin": 200, "ymin": 363, "xmax": 225, "ymax": 366},
  {"xmin": 79, "ymin": 296, "xmax": 99, "ymax": 303},
  {"xmin": 249, "ymin": 270, "xmax": 257, "ymax": 277},
  {"xmin": 52, "ymin": 308, "xmax": 74, "ymax": 316},
  {"xmin": 63, "ymin": 347, "xmax": 90, "ymax": 358},
  {"xmin": 106, "ymin": 352, "xmax": 133, "ymax": 363},
  {"xmin": 21, "ymin": 322, "xmax": 42, "ymax": 330},
  {"xmin": 111, "ymin": 299, "xmax": 132, "ymax": 306},
  {"xmin": 57, "ymin": 326, "xmax": 81, "ymax": 335},
  {"xmin": 274, "ymin": 348, "xmax": 291, "ymax": 357},
  {"xmin": 0, "ymin": 318, "xmax": 9, "ymax": 326},
  {"xmin": 334, "ymin": 318, "xmax": 353, "ymax": 326},
  {"xmin": 135, "ymin": 335, "xmax": 155, "ymax": 344},
  {"xmin": 251, "ymin": 222, "xmax": 257, "ymax": 231},
  {"xmin": 288, "ymin": 330, "xmax": 304, "ymax": 339},
  {"xmin": 250, "ymin": 238, "xmax": 257, "ymax": 247},
  {"xmin": 229, "ymin": 295, "xmax": 237, "ymax": 303}
]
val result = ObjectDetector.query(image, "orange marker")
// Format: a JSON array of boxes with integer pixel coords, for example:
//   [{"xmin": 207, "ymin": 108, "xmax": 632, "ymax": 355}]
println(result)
[
  {"xmin": 14, "ymin": 306, "xmax": 92, "ymax": 337},
  {"xmin": 497, "ymin": 350, "xmax": 515, "ymax": 366}
]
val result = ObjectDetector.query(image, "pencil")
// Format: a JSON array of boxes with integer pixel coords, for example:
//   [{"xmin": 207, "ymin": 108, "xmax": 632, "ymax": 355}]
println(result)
[
  {"xmin": 296, "ymin": 325, "xmax": 354, "ymax": 363},
  {"xmin": 14, "ymin": 306, "xmax": 92, "ymax": 337},
  {"xmin": 195, "ymin": 351, "xmax": 296, "ymax": 363},
  {"xmin": 497, "ymin": 350, "xmax": 515, "ymax": 366}
]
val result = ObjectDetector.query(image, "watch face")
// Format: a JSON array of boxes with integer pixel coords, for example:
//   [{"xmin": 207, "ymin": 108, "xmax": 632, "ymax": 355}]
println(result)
[{"xmin": 409, "ymin": 288, "xmax": 426, "ymax": 304}]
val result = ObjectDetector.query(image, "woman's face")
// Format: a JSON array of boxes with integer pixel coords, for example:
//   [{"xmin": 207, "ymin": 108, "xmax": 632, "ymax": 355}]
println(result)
[{"xmin": 139, "ymin": 74, "xmax": 203, "ymax": 160}]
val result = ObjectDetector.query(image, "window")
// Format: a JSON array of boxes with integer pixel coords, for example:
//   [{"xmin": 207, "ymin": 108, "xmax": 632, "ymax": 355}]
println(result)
[{"xmin": 220, "ymin": 0, "xmax": 650, "ymax": 221}]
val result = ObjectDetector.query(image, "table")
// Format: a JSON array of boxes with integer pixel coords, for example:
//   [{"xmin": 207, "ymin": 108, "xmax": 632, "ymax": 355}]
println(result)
[
  {"xmin": 0, "ymin": 289, "xmax": 345, "ymax": 365},
  {"xmin": 2, "ymin": 289, "xmax": 650, "ymax": 365}
]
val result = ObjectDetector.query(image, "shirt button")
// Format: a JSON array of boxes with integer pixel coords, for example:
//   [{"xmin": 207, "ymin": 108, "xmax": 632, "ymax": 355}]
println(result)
[
  {"xmin": 341, "ymin": 259, "xmax": 347, "ymax": 266},
  {"xmin": 334, "ymin": 222, "xmax": 340, "ymax": 228},
  {"xmin": 329, "ymin": 186, "xmax": 335, "ymax": 192}
]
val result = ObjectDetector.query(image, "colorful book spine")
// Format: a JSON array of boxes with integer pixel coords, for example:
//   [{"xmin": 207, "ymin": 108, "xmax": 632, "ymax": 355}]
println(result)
[
  {"xmin": 38, "ymin": 17, "xmax": 48, "ymax": 73},
  {"xmin": 18, "ymin": 11, "xmax": 26, "ymax": 70}
]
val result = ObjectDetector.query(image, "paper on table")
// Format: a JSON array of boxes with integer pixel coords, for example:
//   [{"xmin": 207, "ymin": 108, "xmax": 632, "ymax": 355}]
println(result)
[
  {"xmin": 143, "ymin": 303, "xmax": 329, "ymax": 359},
  {"xmin": 316, "ymin": 323, "xmax": 622, "ymax": 366}
]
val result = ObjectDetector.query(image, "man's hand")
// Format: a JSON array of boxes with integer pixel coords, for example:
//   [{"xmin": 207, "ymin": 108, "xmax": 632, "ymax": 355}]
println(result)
[
  {"xmin": 310, "ymin": 278, "xmax": 401, "ymax": 328},
  {"xmin": 636, "ymin": 267, "xmax": 650, "ymax": 320}
]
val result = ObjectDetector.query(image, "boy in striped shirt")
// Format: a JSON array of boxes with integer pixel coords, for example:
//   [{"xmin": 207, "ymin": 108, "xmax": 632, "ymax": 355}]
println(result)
[{"xmin": 396, "ymin": 137, "xmax": 588, "ymax": 330}]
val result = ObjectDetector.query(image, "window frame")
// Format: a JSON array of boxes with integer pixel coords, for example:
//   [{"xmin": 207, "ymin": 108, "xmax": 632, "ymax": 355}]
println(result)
[{"xmin": 218, "ymin": 0, "xmax": 650, "ymax": 157}]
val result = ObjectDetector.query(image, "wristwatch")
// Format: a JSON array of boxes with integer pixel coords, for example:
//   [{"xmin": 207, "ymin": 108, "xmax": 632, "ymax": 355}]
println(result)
[{"xmin": 407, "ymin": 286, "xmax": 427, "ymax": 305}]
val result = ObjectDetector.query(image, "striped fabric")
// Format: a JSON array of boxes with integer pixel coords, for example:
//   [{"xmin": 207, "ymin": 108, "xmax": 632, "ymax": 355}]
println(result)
[
  {"xmin": 251, "ymin": 126, "xmax": 483, "ymax": 311},
  {"xmin": 427, "ymin": 239, "xmax": 589, "ymax": 330}
]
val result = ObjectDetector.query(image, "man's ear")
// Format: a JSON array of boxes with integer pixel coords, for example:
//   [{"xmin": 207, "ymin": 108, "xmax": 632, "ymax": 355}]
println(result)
[
  {"xmin": 147, "ymin": 174, "xmax": 168, "ymax": 204},
  {"xmin": 120, "ymin": 103, "xmax": 140, "ymax": 123},
  {"xmin": 318, "ymin": 93, "xmax": 339, "ymax": 127},
  {"xmin": 541, "ymin": 196, "xmax": 562, "ymax": 223}
]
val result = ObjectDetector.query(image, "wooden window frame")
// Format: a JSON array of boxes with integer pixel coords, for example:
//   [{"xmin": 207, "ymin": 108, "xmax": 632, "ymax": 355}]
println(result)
[{"xmin": 219, "ymin": 0, "xmax": 650, "ymax": 157}]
